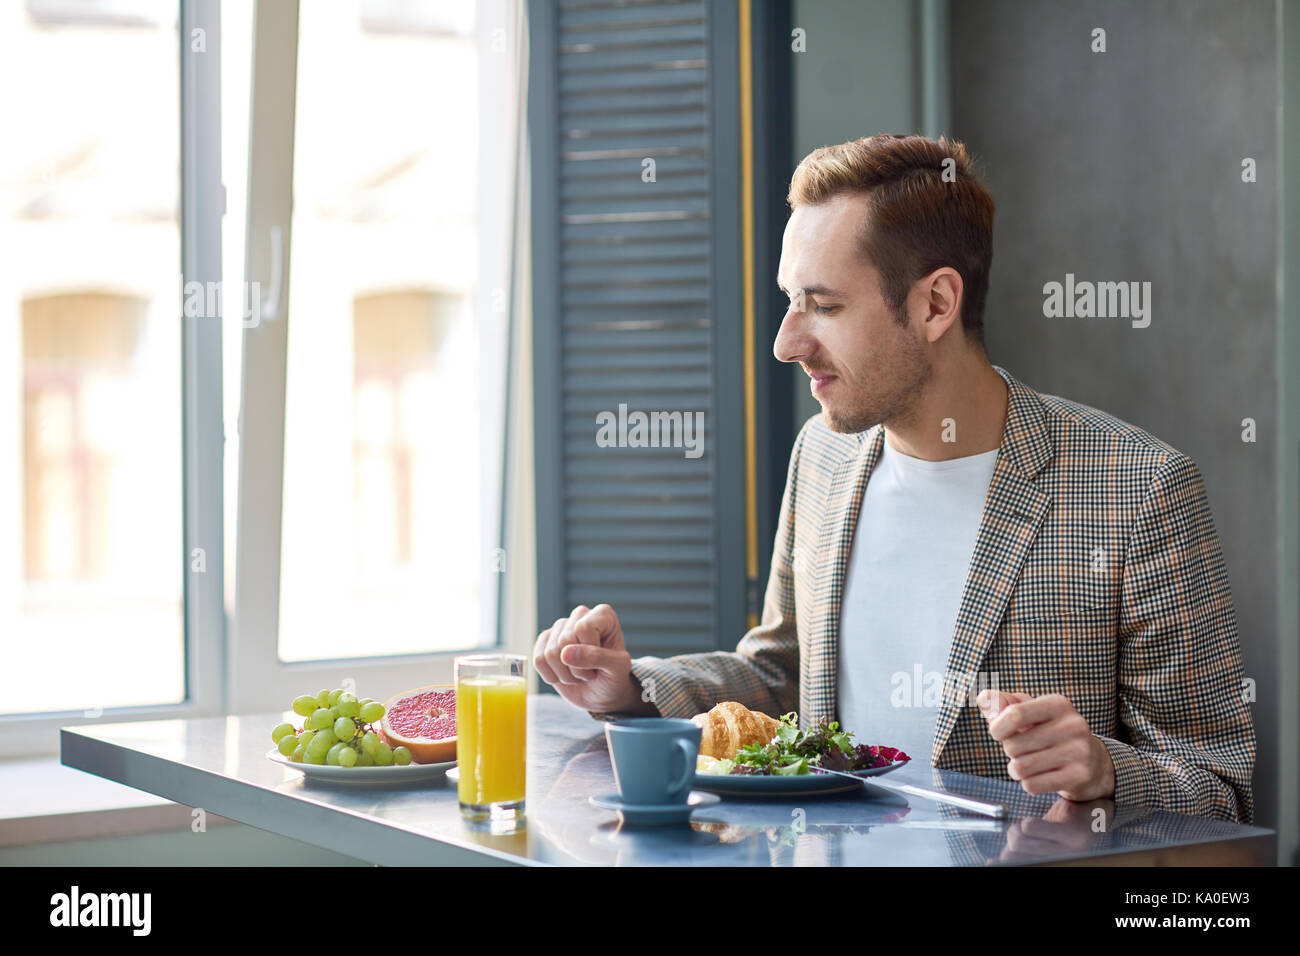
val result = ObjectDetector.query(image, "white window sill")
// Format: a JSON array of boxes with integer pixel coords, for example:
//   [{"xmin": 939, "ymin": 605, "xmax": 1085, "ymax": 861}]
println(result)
[{"xmin": 0, "ymin": 756, "xmax": 230, "ymax": 847}]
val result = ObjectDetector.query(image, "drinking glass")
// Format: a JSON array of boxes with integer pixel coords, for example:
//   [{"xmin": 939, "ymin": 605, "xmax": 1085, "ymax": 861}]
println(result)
[{"xmin": 455, "ymin": 653, "xmax": 527, "ymax": 822}]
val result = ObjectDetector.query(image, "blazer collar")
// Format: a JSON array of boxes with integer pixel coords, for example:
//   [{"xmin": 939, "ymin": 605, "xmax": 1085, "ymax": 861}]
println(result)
[
  {"xmin": 990, "ymin": 365, "xmax": 1052, "ymax": 482},
  {"xmin": 931, "ymin": 365, "xmax": 1055, "ymax": 762},
  {"xmin": 810, "ymin": 366, "xmax": 1057, "ymax": 751},
  {"xmin": 804, "ymin": 428, "xmax": 882, "ymax": 728}
]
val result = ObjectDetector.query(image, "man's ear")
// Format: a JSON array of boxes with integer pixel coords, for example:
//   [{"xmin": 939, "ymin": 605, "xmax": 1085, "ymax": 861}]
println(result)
[{"xmin": 919, "ymin": 267, "xmax": 963, "ymax": 343}]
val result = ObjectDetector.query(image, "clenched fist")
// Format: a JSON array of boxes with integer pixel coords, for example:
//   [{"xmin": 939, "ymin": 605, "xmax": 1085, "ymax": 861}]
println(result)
[{"xmin": 533, "ymin": 604, "xmax": 656, "ymax": 715}]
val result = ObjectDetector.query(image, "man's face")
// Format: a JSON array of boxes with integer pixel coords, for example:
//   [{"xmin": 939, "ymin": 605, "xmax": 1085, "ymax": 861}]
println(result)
[{"xmin": 774, "ymin": 193, "xmax": 932, "ymax": 434}]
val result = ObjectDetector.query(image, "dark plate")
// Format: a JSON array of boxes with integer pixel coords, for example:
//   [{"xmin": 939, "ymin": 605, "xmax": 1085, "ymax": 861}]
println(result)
[{"xmin": 691, "ymin": 759, "xmax": 907, "ymax": 798}]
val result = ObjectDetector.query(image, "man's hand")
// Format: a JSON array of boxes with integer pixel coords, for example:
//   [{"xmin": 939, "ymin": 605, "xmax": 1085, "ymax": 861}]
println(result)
[
  {"xmin": 532, "ymin": 604, "xmax": 655, "ymax": 715},
  {"xmin": 976, "ymin": 690, "xmax": 1116, "ymax": 802}
]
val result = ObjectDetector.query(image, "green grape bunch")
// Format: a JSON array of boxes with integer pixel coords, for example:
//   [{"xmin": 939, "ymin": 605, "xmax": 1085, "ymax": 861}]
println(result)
[{"xmin": 270, "ymin": 688, "xmax": 412, "ymax": 768}]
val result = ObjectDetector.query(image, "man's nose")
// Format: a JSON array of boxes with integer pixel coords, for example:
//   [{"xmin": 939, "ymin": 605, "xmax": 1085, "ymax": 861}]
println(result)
[{"xmin": 773, "ymin": 306, "xmax": 811, "ymax": 364}]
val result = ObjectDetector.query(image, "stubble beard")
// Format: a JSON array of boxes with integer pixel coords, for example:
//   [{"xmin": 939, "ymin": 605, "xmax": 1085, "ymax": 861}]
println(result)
[{"xmin": 820, "ymin": 331, "xmax": 933, "ymax": 435}]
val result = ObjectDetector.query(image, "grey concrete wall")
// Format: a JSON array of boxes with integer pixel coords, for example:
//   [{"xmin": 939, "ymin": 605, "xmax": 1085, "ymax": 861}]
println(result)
[{"xmin": 949, "ymin": 0, "xmax": 1280, "ymax": 834}]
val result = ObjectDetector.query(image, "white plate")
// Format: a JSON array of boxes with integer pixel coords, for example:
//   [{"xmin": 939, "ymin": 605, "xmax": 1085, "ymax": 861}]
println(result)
[{"xmin": 266, "ymin": 748, "xmax": 456, "ymax": 785}]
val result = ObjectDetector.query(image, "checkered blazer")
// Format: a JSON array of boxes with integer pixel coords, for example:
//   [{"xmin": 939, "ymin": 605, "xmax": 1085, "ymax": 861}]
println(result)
[{"xmin": 620, "ymin": 366, "xmax": 1256, "ymax": 823}]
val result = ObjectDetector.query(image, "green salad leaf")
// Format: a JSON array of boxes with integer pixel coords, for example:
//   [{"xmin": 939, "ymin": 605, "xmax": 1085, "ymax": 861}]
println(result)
[{"xmin": 726, "ymin": 712, "xmax": 910, "ymax": 776}]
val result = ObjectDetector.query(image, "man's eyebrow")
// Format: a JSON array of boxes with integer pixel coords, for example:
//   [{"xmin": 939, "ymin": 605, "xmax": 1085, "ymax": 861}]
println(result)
[{"xmin": 777, "ymin": 280, "xmax": 847, "ymax": 297}]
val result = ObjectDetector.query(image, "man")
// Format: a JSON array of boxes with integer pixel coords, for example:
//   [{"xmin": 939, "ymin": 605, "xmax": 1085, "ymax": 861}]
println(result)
[{"xmin": 533, "ymin": 134, "xmax": 1255, "ymax": 823}]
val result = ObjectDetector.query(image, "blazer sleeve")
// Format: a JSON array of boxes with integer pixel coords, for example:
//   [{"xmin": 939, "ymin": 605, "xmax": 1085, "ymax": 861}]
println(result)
[
  {"xmin": 1098, "ymin": 452, "xmax": 1256, "ymax": 823},
  {"xmin": 589, "ymin": 420, "xmax": 810, "ymax": 722}
]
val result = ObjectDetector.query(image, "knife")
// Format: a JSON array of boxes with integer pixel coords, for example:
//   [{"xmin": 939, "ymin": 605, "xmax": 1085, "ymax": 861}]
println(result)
[{"xmin": 810, "ymin": 765, "xmax": 1007, "ymax": 819}]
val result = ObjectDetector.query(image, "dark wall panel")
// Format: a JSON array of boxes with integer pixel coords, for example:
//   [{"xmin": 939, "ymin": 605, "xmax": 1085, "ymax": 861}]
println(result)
[{"xmin": 951, "ymin": 0, "xmax": 1279, "ymax": 830}]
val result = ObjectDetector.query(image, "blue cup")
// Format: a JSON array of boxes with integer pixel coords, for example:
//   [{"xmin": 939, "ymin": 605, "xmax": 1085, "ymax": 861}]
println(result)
[{"xmin": 604, "ymin": 718, "xmax": 701, "ymax": 806}]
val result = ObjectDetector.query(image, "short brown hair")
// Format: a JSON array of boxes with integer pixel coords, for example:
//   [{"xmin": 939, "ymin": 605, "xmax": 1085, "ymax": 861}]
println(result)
[{"xmin": 787, "ymin": 134, "xmax": 995, "ymax": 341}]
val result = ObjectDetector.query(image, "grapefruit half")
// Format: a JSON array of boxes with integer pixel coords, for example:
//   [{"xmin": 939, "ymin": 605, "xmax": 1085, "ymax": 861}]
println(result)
[{"xmin": 381, "ymin": 684, "xmax": 457, "ymax": 764}]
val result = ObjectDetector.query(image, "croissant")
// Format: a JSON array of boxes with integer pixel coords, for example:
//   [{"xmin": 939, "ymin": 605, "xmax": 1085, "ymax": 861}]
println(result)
[{"xmin": 690, "ymin": 701, "xmax": 781, "ymax": 759}]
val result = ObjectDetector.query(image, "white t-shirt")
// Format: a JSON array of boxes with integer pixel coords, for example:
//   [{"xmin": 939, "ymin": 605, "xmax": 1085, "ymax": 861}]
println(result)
[{"xmin": 836, "ymin": 437, "xmax": 1000, "ymax": 761}]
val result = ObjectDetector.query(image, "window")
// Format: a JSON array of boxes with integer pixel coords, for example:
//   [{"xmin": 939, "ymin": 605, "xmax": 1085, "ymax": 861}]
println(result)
[
  {"xmin": 275, "ymin": 286, "xmax": 481, "ymax": 663},
  {"xmin": 4, "ymin": 0, "xmax": 525, "ymax": 744},
  {"xmin": 272, "ymin": 1, "xmax": 497, "ymax": 668},
  {"xmin": 231, "ymin": 0, "xmax": 524, "ymax": 706},
  {"xmin": 2, "ymin": 5, "xmax": 185, "ymax": 721}
]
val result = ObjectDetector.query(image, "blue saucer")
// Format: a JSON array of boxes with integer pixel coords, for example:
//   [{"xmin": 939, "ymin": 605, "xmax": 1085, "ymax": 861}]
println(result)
[{"xmin": 589, "ymin": 790, "xmax": 720, "ymax": 826}]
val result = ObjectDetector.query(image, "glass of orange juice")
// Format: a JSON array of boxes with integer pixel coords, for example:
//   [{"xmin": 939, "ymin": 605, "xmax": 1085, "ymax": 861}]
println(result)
[{"xmin": 455, "ymin": 653, "xmax": 527, "ymax": 823}]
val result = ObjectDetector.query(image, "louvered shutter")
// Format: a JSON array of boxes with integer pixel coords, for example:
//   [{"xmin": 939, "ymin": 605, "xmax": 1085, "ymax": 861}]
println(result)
[{"xmin": 529, "ymin": 0, "xmax": 745, "ymax": 656}]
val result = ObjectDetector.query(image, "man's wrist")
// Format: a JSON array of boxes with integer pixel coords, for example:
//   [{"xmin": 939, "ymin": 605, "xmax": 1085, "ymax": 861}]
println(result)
[
  {"xmin": 587, "ymin": 670, "xmax": 659, "ymax": 722},
  {"xmin": 626, "ymin": 671, "xmax": 659, "ymax": 715},
  {"xmin": 1092, "ymin": 734, "xmax": 1117, "ymax": 800}
]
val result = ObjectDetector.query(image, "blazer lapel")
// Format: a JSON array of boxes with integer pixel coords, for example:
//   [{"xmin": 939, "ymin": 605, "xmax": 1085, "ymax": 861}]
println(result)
[
  {"xmin": 931, "ymin": 368, "xmax": 1054, "ymax": 763},
  {"xmin": 804, "ymin": 426, "xmax": 884, "ymax": 729}
]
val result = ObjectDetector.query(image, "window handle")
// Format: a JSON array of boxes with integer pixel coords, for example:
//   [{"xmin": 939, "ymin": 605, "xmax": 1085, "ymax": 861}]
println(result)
[{"xmin": 260, "ymin": 224, "xmax": 284, "ymax": 321}]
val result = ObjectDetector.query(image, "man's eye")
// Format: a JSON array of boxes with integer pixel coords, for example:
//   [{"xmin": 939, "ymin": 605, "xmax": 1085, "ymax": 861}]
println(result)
[{"xmin": 814, "ymin": 304, "xmax": 839, "ymax": 315}]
